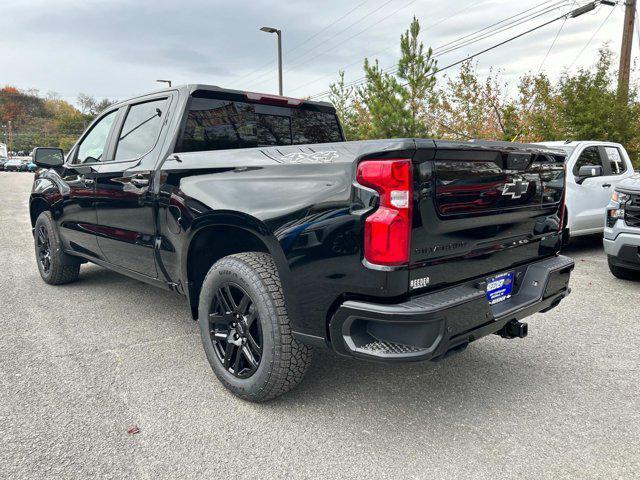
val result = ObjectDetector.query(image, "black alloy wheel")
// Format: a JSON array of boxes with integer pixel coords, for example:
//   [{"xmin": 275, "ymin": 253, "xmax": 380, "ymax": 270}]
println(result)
[
  {"xmin": 36, "ymin": 224, "xmax": 52, "ymax": 274},
  {"xmin": 208, "ymin": 283, "xmax": 263, "ymax": 379}
]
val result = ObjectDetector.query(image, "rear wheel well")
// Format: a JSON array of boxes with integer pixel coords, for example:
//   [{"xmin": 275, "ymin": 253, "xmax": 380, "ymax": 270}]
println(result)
[
  {"xmin": 187, "ymin": 225, "xmax": 269, "ymax": 319},
  {"xmin": 30, "ymin": 198, "xmax": 50, "ymax": 227}
]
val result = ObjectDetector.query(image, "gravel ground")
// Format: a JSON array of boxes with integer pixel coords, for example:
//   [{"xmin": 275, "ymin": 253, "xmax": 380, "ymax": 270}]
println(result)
[{"xmin": 0, "ymin": 172, "xmax": 638, "ymax": 479}]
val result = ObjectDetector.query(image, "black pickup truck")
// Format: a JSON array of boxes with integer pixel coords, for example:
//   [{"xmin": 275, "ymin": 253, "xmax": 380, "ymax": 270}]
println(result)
[{"xmin": 29, "ymin": 84, "xmax": 574, "ymax": 401}]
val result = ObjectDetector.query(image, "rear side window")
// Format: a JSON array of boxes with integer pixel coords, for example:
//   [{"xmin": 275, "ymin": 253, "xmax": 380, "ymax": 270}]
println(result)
[
  {"xmin": 603, "ymin": 146, "xmax": 627, "ymax": 175},
  {"xmin": 115, "ymin": 98, "xmax": 167, "ymax": 160},
  {"xmin": 291, "ymin": 110, "xmax": 343, "ymax": 144},
  {"xmin": 573, "ymin": 146, "xmax": 604, "ymax": 176},
  {"xmin": 177, "ymin": 96, "xmax": 342, "ymax": 152}
]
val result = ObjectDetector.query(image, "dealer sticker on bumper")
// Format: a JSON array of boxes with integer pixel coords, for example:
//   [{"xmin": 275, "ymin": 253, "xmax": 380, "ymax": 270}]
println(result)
[{"xmin": 486, "ymin": 271, "xmax": 514, "ymax": 305}]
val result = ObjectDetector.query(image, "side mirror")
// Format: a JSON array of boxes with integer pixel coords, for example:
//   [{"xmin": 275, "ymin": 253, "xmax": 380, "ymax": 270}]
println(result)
[
  {"xmin": 576, "ymin": 165, "xmax": 603, "ymax": 184},
  {"xmin": 32, "ymin": 147, "xmax": 64, "ymax": 168}
]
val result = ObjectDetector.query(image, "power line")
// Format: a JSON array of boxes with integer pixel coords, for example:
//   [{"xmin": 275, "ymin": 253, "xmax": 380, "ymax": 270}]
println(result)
[
  {"xmin": 280, "ymin": 0, "xmax": 417, "ymax": 75},
  {"xmin": 235, "ymin": 0, "xmax": 372, "ymax": 84},
  {"xmin": 535, "ymin": 0, "xmax": 576, "ymax": 74},
  {"xmin": 309, "ymin": 1, "xmax": 578, "ymax": 99},
  {"xmin": 287, "ymin": 0, "xmax": 373, "ymax": 56},
  {"xmin": 434, "ymin": 0, "xmax": 570, "ymax": 58},
  {"xmin": 434, "ymin": 0, "xmax": 567, "ymax": 55},
  {"xmin": 309, "ymin": 0, "xmax": 573, "ymax": 98},
  {"xmin": 400, "ymin": 2, "xmax": 606, "ymax": 88},
  {"xmin": 242, "ymin": 0, "xmax": 396, "ymax": 88},
  {"xmin": 511, "ymin": 1, "xmax": 577, "ymax": 141},
  {"xmin": 567, "ymin": 3, "xmax": 616, "ymax": 69},
  {"xmin": 285, "ymin": 0, "xmax": 489, "ymax": 95}
]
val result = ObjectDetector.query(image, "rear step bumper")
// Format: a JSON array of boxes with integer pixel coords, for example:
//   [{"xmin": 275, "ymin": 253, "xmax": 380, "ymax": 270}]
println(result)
[{"xmin": 329, "ymin": 255, "xmax": 574, "ymax": 362}]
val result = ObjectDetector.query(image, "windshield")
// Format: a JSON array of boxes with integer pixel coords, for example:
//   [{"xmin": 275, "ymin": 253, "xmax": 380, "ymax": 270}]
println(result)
[
  {"xmin": 177, "ymin": 92, "xmax": 343, "ymax": 152},
  {"xmin": 555, "ymin": 146, "xmax": 575, "ymax": 157}
]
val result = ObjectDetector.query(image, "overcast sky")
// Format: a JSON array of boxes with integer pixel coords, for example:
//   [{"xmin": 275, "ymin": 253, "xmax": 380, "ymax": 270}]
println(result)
[{"xmin": 1, "ymin": 0, "xmax": 635, "ymax": 104}]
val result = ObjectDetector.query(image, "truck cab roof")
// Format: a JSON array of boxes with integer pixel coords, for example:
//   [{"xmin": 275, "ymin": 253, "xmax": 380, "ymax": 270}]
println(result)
[
  {"xmin": 112, "ymin": 84, "xmax": 335, "ymax": 111},
  {"xmin": 537, "ymin": 140, "xmax": 627, "ymax": 149}
]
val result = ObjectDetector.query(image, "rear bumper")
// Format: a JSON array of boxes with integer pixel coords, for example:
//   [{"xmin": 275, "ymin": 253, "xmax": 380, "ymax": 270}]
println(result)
[{"xmin": 329, "ymin": 255, "xmax": 574, "ymax": 362}]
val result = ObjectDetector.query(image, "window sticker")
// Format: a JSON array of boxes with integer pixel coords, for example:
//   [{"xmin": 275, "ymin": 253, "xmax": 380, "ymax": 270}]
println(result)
[{"xmin": 604, "ymin": 147, "xmax": 624, "ymax": 174}]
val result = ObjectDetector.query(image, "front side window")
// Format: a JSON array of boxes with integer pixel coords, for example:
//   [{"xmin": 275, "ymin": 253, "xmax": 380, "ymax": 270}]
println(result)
[
  {"xmin": 115, "ymin": 98, "xmax": 167, "ymax": 160},
  {"xmin": 573, "ymin": 146, "xmax": 604, "ymax": 176},
  {"xmin": 603, "ymin": 146, "xmax": 627, "ymax": 175},
  {"xmin": 76, "ymin": 110, "xmax": 117, "ymax": 164}
]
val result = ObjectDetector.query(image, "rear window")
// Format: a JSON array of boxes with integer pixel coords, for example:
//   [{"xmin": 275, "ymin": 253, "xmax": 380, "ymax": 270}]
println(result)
[{"xmin": 176, "ymin": 95, "xmax": 343, "ymax": 152}]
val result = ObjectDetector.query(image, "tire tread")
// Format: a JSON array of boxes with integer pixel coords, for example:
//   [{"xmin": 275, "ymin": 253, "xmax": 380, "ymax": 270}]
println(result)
[
  {"xmin": 200, "ymin": 252, "xmax": 311, "ymax": 402},
  {"xmin": 35, "ymin": 212, "xmax": 80, "ymax": 285}
]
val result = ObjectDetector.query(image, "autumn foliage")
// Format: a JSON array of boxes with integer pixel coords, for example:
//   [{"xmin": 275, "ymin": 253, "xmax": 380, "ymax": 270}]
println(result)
[
  {"xmin": 0, "ymin": 87, "xmax": 116, "ymax": 152},
  {"xmin": 330, "ymin": 18, "xmax": 640, "ymax": 167}
]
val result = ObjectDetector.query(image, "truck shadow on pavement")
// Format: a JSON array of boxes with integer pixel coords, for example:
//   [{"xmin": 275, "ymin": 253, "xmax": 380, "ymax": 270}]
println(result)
[
  {"xmin": 560, "ymin": 234, "xmax": 604, "ymax": 255},
  {"xmin": 66, "ymin": 265, "xmax": 563, "ymax": 421}
]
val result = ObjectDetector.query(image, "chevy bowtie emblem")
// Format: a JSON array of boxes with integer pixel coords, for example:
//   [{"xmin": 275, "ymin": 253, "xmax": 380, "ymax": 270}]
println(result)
[{"xmin": 502, "ymin": 180, "xmax": 531, "ymax": 199}]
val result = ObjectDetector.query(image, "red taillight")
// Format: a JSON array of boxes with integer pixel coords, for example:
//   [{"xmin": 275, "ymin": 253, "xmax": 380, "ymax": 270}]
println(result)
[{"xmin": 356, "ymin": 159, "xmax": 413, "ymax": 266}]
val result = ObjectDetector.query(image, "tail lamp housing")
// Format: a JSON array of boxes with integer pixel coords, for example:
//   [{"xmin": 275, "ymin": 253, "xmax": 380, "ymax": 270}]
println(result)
[{"xmin": 356, "ymin": 159, "xmax": 413, "ymax": 267}]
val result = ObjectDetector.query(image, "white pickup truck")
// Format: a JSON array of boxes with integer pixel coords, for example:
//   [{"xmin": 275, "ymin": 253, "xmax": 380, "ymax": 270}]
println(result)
[{"xmin": 538, "ymin": 141, "xmax": 636, "ymax": 241}]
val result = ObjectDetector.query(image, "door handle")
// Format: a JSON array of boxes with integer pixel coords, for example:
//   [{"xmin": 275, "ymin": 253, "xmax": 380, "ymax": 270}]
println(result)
[
  {"xmin": 602, "ymin": 183, "xmax": 612, "ymax": 188},
  {"xmin": 130, "ymin": 176, "xmax": 149, "ymax": 188}
]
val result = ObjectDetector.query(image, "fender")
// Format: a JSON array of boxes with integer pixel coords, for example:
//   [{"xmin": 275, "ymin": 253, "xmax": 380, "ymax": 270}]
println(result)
[
  {"xmin": 30, "ymin": 169, "xmax": 67, "ymax": 223},
  {"xmin": 178, "ymin": 210, "xmax": 304, "ymax": 328}
]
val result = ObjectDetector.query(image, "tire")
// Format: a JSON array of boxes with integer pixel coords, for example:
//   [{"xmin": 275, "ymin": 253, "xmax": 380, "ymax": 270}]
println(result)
[
  {"xmin": 608, "ymin": 256, "xmax": 640, "ymax": 281},
  {"xmin": 198, "ymin": 252, "xmax": 312, "ymax": 402},
  {"xmin": 34, "ymin": 211, "xmax": 81, "ymax": 285}
]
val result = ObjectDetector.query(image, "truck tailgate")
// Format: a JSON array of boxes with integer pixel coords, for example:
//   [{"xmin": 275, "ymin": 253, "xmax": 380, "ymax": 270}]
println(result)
[{"xmin": 409, "ymin": 140, "xmax": 566, "ymax": 293}]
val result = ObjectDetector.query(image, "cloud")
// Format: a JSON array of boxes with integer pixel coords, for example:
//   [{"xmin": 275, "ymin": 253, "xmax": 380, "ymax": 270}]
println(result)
[{"xmin": 0, "ymin": 0, "xmax": 630, "ymax": 103}]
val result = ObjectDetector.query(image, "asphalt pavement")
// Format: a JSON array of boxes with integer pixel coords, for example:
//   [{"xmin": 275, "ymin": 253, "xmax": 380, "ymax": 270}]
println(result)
[{"xmin": 0, "ymin": 172, "xmax": 638, "ymax": 479}]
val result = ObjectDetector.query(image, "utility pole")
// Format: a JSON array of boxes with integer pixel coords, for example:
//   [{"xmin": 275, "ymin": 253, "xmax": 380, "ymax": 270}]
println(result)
[{"xmin": 618, "ymin": 0, "xmax": 637, "ymax": 102}]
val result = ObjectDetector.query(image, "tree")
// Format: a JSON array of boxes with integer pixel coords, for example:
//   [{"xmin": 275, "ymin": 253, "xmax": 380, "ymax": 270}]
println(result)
[
  {"xmin": 325, "ymin": 19, "xmax": 640, "ymax": 168},
  {"xmin": 396, "ymin": 16, "xmax": 438, "ymax": 137},
  {"xmin": 77, "ymin": 93, "xmax": 117, "ymax": 117},
  {"xmin": 329, "ymin": 17, "xmax": 438, "ymax": 139},
  {"xmin": 436, "ymin": 61, "xmax": 513, "ymax": 140},
  {"xmin": 329, "ymin": 71, "xmax": 359, "ymax": 139},
  {"xmin": 0, "ymin": 86, "xmax": 105, "ymax": 152},
  {"xmin": 357, "ymin": 58, "xmax": 406, "ymax": 138},
  {"xmin": 514, "ymin": 72, "xmax": 565, "ymax": 142}
]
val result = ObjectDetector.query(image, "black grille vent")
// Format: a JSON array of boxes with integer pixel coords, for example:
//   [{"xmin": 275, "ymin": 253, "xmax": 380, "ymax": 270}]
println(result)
[{"xmin": 625, "ymin": 194, "xmax": 640, "ymax": 227}]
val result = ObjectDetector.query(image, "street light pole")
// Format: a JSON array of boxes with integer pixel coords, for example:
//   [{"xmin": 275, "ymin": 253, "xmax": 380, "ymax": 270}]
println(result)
[{"xmin": 260, "ymin": 26, "xmax": 283, "ymax": 95}]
